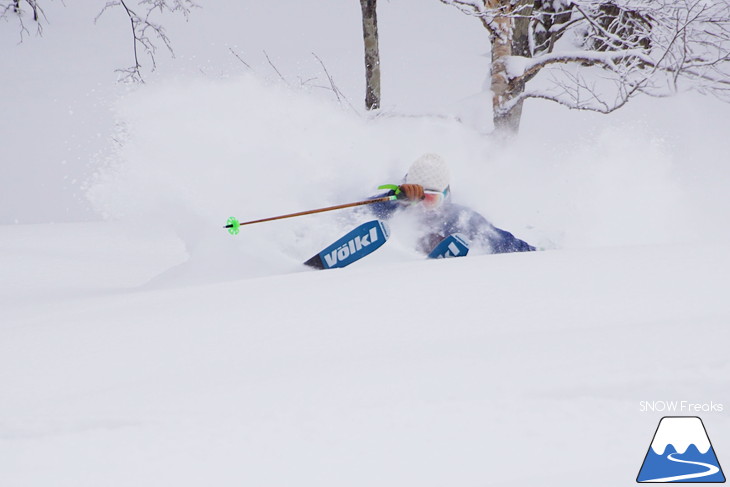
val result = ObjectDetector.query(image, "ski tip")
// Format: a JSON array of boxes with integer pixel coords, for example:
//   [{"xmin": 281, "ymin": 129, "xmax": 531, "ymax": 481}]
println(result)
[{"xmin": 303, "ymin": 254, "xmax": 325, "ymax": 270}]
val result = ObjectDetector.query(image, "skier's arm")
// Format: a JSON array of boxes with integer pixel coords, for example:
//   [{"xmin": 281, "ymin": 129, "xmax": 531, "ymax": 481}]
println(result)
[
  {"xmin": 457, "ymin": 208, "xmax": 535, "ymax": 253},
  {"xmin": 368, "ymin": 190, "xmax": 399, "ymax": 219},
  {"xmin": 368, "ymin": 184, "xmax": 422, "ymax": 219}
]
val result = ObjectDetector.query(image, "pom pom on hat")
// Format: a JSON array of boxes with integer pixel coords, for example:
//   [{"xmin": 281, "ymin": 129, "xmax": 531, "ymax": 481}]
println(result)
[{"xmin": 404, "ymin": 153, "xmax": 450, "ymax": 192}]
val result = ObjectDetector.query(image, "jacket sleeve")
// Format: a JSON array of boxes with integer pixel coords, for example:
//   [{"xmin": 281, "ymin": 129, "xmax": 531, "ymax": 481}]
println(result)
[
  {"xmin": 448, "ymin": 206, "xmax": 535, "ymax": 254},
  {"xmin": 368, "ymin": 190, "xmax": 400, "ymax": 220}
]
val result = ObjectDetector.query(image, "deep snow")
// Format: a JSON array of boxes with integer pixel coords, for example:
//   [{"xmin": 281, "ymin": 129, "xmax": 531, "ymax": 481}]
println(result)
[
  {"xmin": 2, "ymin": 221, "xmax": 729, "ymax": 486},
  {"xmin": 3, "ymin": 0, "xmax": 730, "ymax": 485}
]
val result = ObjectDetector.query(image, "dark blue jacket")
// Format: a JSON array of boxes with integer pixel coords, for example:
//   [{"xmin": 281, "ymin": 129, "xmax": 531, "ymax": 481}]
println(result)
[{"xmin": 369, "ymin": 191, "xmax": 535, "ymax": 254}]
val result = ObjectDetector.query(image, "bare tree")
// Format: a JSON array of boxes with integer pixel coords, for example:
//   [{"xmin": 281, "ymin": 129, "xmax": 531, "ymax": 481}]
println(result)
[
  {"xmin": 360, "ymin": 0, "xmax": 381, "ymax": 110},
  {"xmin": 439, "ymin": 0, "xmax": 730, "ymax": 134},
  {"xmin": 2, "ymin": 0, "xmax": 197, "ymax": 82}
]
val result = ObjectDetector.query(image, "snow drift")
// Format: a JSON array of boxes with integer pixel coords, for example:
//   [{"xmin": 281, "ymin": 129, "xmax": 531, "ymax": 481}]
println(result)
[{"xmin": 85, "ymin": 75, "xmax": 728, "ymax": 284}]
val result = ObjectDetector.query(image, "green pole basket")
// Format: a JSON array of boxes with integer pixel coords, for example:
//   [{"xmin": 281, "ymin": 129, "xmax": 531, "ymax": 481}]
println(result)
[{"xmin": 226, "ymin": 217, "xmax": 241, "ymax": 235}]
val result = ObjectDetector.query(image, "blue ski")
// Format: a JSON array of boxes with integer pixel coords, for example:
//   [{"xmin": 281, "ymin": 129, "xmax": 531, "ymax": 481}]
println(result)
[
  {"xmin": 427, "ymin": 233, "xmax": 470, "ymax": 259},
  {"xmin": 304, "ymin": 220, "xmax": 390, "ymax": 269}
]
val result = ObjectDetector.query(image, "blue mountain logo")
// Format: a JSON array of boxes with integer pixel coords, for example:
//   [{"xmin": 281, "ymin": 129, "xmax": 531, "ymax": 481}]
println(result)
[{"xmin": 637, "ymin": 416, "xmax": 725, "ymax": 483}]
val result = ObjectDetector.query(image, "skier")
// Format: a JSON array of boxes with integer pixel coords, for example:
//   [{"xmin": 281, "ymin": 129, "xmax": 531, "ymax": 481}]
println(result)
[
  {"xmin": 370, "ymin": 153, "xmax": 535, "ymax": 255},
  {"xmin": 226, "ymin": 153, "xmax": 534, "ymax": 269}
]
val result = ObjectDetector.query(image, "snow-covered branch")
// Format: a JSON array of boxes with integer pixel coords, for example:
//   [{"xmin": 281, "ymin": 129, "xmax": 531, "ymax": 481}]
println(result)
[
  {"xmin": 509, "ymin": 49, "xmax": 654, "ymax": 81},
  {"xmin": 440, "ymin": 0, "xmax": 730, "ymax": 134},
  {"xmin": 511, "ymin": 67, "xmax": 645, "ymax": 114},
  {"xmin": 438, "ymin": 0, "xmax": 498, "ymax": 37}
]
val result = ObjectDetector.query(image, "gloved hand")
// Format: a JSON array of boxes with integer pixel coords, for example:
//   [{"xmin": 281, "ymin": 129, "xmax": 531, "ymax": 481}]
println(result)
[{"xmin": 398, "ymin": 184, "xmax": 424, "ymax": 201}]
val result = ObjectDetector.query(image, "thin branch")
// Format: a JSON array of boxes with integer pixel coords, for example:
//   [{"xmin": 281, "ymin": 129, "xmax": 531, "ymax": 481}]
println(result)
[
  {"xmin": 229, "ymin": 47, "xmax": 253, "ymax": 70},
  {"xmin": 119, "ymin": 0, "xmax": 143, "ymax": 82},
  {"xmin": 1, "ymin": 0, "xmax": 46, "ymax": 40},
  {"xmin": 263, "ymin": 50, "xmax": 287, "ymax": 83},
  {"xmin": 311, "ymin": 52, "xmax": 341, "ymax": 103},
  {"xmin": 311, "ymin": 52, "xmax": 359, "ymax": 114},
  {"xmin": 95, "ymin": 0, "xmax": 197, "ymax": 83}
]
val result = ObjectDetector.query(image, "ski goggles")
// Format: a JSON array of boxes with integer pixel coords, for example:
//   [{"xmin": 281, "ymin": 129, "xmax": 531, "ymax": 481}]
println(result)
[{"xmin": 422, "ymin": 186, "xmax": 450, "ymax": 209}]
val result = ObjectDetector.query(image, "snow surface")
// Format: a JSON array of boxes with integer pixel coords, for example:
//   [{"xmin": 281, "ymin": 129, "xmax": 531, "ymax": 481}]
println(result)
[
  {"xmin": 2, "ymin": 223, "xmax": 730, "ymax": 486},
  {"xmin": 2, "ymin": 0, "xmax": 730, "ymax": 486}
]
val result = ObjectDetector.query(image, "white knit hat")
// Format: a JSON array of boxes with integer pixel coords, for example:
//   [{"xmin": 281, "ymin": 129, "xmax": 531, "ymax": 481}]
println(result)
[{"xmin": 405, "ymin": 153, "xmax": 450, "ymax": 192}]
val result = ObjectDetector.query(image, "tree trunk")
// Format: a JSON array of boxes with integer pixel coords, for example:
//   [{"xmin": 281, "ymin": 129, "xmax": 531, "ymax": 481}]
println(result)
[
  {"xmin": 489, "ymin": 0, "xmax": 533, "ymax": 135},
  {"xmin": 489, "ymin": 2, "xmax": 515, "ymax": 133},
  {"xmin": 360, "ymin": 0, "xmax": 381, "ymax": 110},
  {"xmin": 511, "ymin": 0, "xmax": 533, "ymax": 57}
]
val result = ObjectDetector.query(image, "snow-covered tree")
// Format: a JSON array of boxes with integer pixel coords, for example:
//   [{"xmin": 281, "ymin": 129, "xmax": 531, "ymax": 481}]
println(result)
[
  {"xmin": 360, "ymin": 0, "xmax": 381, "ymax": 110},
  {"xmin": 439, "ymin": 0, "xmax": 730, "ymax": 134},
  {"xmin": 2, "ymin": 0, "xmax": 196, "ymax": 82}
]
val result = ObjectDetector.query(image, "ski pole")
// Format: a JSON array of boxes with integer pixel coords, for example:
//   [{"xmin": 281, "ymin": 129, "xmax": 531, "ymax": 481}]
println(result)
[{"xmin": 225, "ymin": 195, "xmax": 397, "ymax": 235}]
